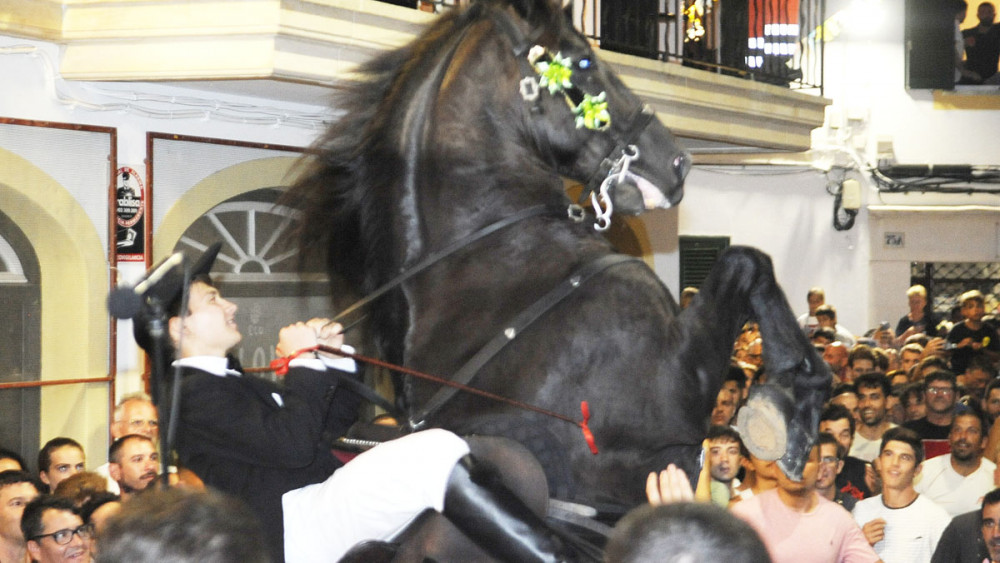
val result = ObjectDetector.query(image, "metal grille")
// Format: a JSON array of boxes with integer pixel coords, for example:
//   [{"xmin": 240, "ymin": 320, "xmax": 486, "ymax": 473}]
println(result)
[
  {"xmin": 911, "ymin": 262, "xmax": 1000, "ymax": 315},
  {"xmin": 680, "ymin": 236, "xmax": 730, "ymax": 290}
]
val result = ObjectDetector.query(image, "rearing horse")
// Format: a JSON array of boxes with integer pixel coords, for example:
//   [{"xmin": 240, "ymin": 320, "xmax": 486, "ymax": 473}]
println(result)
[{"xmin": 285, "ymin": 0, "xmax": 829, "ymax": 509}]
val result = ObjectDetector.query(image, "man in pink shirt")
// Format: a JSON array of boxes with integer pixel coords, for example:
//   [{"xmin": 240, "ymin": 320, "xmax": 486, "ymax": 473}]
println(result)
[{"xmin": 731, "ymin": 444, "xmax": 879, "ymax": 563}]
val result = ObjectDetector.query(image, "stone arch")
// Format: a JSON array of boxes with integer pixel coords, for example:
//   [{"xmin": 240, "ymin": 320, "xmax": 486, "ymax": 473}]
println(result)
[
  {"xmin": 154, "ymin": 156, "xmax": 304, "ymax": 261},
  {"xmin": 0, "ymin": 148, "xmax": 109, "ymax": 454}
]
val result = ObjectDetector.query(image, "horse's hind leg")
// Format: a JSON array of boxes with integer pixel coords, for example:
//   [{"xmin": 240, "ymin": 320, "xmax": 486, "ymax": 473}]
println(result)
[{"xmin": 722, "ymin": 247, "xmax": 831, "ymax": 480}]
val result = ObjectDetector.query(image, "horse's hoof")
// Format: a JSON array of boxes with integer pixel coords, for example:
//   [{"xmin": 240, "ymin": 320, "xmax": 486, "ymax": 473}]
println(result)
[{"xmin": 734, "ymin": 385, "xmax": 793, "ymax": 462}]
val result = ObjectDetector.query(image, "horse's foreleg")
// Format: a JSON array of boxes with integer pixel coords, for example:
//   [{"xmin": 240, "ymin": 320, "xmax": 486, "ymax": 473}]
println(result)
[{"xmin": 726, "ymin": 247, "xmax": 831, "ymax": 480}]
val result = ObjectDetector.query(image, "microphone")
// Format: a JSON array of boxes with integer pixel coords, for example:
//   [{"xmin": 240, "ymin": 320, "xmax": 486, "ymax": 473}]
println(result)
[{"xmin": 107, "ymin": 253, "xmax": 186, "ymax": 319}]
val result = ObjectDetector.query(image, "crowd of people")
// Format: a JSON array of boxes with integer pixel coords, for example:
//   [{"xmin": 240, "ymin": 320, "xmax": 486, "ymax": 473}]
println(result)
[
  {"xmin": 672, "ymin": 283, "xmax": 1000, "ymax": 562},
  {"xmin": 6, "ymin": 265, "xmax": 1000, "ymax": 562}
]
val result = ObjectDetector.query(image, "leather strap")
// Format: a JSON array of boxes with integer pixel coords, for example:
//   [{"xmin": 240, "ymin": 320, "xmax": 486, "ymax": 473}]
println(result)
[{"xmin": 410, "ymin": 253, "xmax": 639, "ymax": 429}]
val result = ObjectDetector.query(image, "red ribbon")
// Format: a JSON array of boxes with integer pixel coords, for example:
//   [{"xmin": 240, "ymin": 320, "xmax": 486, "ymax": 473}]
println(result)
[
  {"xmin": 580, "ymin": 401, "xmax": 598, "ymax": 455},
  {"xmin": 268, "ymin": 346, "xmax": 319, "ymax": 376}
]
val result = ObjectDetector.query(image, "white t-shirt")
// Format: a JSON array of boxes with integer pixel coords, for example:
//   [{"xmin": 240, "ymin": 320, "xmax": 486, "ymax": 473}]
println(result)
[
  {"xmin": 850, "ymin": 424, "xmax": 897, "ymax": 462},
  {"xmin": 914, "ymin": 454, "xmax": 997, "ymax": 517},
  {"xmin": 851, "ymin": 494, "xmax": 951, "ymax": 563}
]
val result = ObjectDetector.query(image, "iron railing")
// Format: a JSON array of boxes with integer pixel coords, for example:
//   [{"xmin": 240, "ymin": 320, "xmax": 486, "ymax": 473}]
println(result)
[{"xmin": 378, "ymin": 0, "xmax": 825, "ymax": 94}]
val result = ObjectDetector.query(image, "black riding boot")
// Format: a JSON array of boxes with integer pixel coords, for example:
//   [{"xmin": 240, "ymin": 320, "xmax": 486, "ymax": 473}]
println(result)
[{"xmin": 442, "ymin": 454, "xmax": 579, "ymax": 563}]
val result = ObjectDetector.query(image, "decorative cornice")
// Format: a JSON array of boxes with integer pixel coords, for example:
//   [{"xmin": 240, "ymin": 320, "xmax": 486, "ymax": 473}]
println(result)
[{"xmin": 1, "ymin": 0, "xmax": 829, "ymax": 150}]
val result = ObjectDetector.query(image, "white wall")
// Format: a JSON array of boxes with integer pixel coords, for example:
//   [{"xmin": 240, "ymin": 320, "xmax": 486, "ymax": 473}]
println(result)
[{"xmin": 668, "ymin": 0, "xmax": 1000, "ymax": 338}]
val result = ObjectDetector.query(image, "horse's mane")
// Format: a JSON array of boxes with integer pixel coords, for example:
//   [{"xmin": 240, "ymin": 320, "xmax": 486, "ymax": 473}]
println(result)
[{"xmin": 284, "ymin": 0, "xmax": 566, "ymax": 295}]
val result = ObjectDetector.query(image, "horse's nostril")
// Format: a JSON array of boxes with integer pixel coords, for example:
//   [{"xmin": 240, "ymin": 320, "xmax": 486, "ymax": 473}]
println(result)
[{"xmin": 673, "ymin": 153, "xmax": 692, "ymax": 180}]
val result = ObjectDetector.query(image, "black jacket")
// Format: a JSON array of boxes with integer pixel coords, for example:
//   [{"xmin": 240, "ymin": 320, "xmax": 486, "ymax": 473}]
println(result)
[{"xmin": 173, "ymin": 364, "xmax": 361, "ymax": 561}]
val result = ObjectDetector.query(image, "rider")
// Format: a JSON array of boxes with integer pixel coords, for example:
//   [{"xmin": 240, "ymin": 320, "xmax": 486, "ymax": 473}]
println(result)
[{"xmin": 128, "ymin": 243, "xmax": 587, "ymax": 562}]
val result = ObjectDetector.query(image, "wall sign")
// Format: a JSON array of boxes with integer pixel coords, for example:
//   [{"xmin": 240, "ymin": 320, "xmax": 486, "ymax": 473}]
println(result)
[{"xmin": 114, "ymin": 166, "xmax": 145, "ymax": 262}]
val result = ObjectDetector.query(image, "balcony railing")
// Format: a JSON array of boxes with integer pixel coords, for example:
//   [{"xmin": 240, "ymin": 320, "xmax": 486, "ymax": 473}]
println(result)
[{"xmin": 380, "ymin": 0, "xmax": 824, "ymax": 94}]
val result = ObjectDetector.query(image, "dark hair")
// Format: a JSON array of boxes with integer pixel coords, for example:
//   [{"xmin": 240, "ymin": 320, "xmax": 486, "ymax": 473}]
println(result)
[
  {"xmin": 80, "ymin": 492, "xmax": 121, "ymax": 524},
  {"xmin": 0, "ymin": 469, "xmax": 40, "ymax": 492},
  {"xmin": 983, "ymin": 488, "xmax": 1000, "ymax": 517},
  {"xmin": 0, "ymin": 448, "xmax": 27, "ymax": 472},
  {"xmin": 952, "ymin": 408, "xmax": 987, "ymax": 436},
  {"xmin": 848, "ymin": 345, "xmax": 876, "ymax": 369},
  {"xmin": 707, "ymin": 425, "xmax": 748, "ymax": 458},
  {"xmin": 109, "ymin": 434, "xmax": 155, "ymax": 465},
  {"xmin": 815, "ymin": 304, "xmax": 837, "ymax": 321},
  {"xmin": 821, "ymin": 403, "xmax": 856, "ymax": 435},
  {"xmin": 724, "ymin": 364, "xmax": 747, "ymax": 390},
  {"xmin": 811, "ymin": 327, "xmax": 836, "ymax": 343},
  {"xmin": 880, "ymin": 426, "xmax": 924, "ymax": 465},
  {"xmin": 986, "ymin": 377, "xmax": 1000, "ymax": 399},
  {"xmin": 817, "ymin": 432, "xmax": 846, "ymax": 460},
  {"xmin": 915, "ymin": 355, "xmax": 948, "ymax": 376},
  {"xmin": 966, "ymin": 353, "xmax": 997, "ymax": 376},
  {"xmin": 37, "ymin": 437, "xmax": 84, "ymax": 474},
  {"xmin": 855, "ymin": 372, "xmax": 891, "ymax": 398},
  {"xmin": 97, "ymin": 488, "xmax": 268, "ymax": 563},
  {"xmin": 21, "ymin": 495, "xmax": 79, "ymax": 543},
  {"xmin": 923, "ymin": 370, "xmax": 957, "ymax": 391},
  {"xmin": 604, "ymin": 502, "xmax": 770, "ymax": 563}
]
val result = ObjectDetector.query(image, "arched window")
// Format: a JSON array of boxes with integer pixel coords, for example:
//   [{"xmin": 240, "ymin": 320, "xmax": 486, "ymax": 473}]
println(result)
[{"xmin": 0, "ymin": 209, "xmax": 41, "ymax": 464}]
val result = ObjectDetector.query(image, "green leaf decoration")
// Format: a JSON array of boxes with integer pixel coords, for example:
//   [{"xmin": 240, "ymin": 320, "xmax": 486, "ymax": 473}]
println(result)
[{"xmin": 574, "ymin": 92, "xmax": 611, "ymax": 130}]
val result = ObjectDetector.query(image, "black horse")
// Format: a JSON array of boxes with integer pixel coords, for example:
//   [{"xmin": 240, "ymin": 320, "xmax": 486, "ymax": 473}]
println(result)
[{"xmin": 285, "ymin": 0, "xmax": 829, "ymax": 511}]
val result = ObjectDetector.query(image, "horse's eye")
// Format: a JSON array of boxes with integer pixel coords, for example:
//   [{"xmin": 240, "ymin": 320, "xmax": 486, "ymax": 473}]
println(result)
[{"xmin": 578, "ymin": 58, "xmax": 592, "ymax": 70}]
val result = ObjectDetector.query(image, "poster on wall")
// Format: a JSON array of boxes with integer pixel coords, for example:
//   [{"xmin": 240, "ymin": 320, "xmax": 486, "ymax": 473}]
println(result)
[{"xmin": 114, "ymin": 166, "xmax": 145, "ymax": 262}]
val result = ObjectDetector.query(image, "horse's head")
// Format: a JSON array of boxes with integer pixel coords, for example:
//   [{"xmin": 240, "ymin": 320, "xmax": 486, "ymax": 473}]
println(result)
[{"xmin": 494, "ymin": 0, "xmax": 691, "ymax": 217}]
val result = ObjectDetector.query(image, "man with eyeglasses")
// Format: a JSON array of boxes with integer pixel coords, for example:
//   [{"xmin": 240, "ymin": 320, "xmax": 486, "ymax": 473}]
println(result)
[
  {"xmin": 815, "ymin": 432, "xmax": 857, "ymax": 511},
  {"xmin": 95, "ymin": 394, "xmax": 159, "ymax": 495},
  {"xmin": 930, "ymin": 487, "xmax": 998, "ymax": 562},
  {"xmin": 915, "ymin": 410, "xmax": 996, "ymax": 517},
  {"xmin": 904, "ymin": 371, "xmax": 959, "ymax": 460},
  {"xmin": 21, "ymin": 496, "xmax": 93, "ymax": 563}
]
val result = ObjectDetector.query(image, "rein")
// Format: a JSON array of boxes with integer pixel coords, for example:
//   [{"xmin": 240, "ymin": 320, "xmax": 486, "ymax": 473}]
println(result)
[
  {"xmin": 329, "ymin": 203, "xmax": 567, "ymax": 326},
  {"xmin": 261, "ymin": 344, "xmax": 599, "ymax": 455}
]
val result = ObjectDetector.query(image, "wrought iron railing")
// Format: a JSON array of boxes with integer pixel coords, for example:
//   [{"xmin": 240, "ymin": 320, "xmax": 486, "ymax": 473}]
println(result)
[{"xmin": 377, "ymin": 0, "xmax": 824, "ymax": 94}]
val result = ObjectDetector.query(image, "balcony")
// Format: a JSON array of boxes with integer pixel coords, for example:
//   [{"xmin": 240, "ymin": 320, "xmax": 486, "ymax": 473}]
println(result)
[{"xmin": 0, "ymin": 0, "xmax": 828, "ymax": 151}]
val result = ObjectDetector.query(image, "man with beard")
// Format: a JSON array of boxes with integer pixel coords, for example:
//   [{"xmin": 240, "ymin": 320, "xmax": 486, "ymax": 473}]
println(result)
[
  {"xmin": 705, "ymin": 425, "xmax": 744, "ymax": 506},
  {"xmin": 95, "ymin": 394, "xmax": 158, "ymax": 495},
  {"xmin": 107, "ymin": 435, "xmax": 158, "ymax": 502},
  {"xmin": 904, "ymin": 371, "xmax": 959, "ymax": 459},
  {"xmin": 850, "ymin": 373, "xmax": 896, "ymax": 462},
  {"xmin": 915, "ymin": 410, "xmax": 996, "ymax": 517},
  {"xmin": 851, "ymin": 427, "xmax": 950, "ymax": 562}
]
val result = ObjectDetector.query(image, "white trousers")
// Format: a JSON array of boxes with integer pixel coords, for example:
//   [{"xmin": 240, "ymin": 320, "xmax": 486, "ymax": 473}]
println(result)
[{"xmin": 282, "ymin": 428, "xmax": 471, "ymax": 562}]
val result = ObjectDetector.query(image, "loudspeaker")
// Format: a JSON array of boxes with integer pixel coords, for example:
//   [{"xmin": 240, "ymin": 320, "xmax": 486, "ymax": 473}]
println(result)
[{"xmin": 904, "ymin": 0, "xmax": 955, "ymax": 89}]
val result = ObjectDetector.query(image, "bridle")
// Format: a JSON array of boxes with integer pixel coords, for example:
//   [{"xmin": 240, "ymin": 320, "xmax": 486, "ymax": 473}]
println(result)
[{"xmin": 495, "ymin": 6, "xmax": 659, "ymax": 231}]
